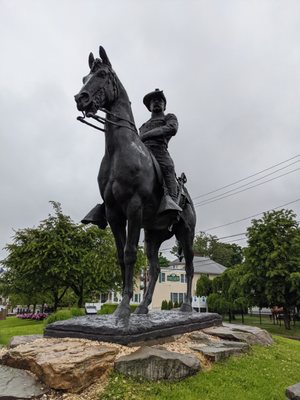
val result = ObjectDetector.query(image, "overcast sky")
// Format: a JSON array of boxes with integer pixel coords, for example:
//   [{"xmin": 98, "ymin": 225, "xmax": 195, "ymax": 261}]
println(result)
[{"xmin": 1, "ymin": 0, "xmax": 300, "ymax": 261}]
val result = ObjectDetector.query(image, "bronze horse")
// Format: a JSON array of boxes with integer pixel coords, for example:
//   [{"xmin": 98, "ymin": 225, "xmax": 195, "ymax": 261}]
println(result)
[{"xmin": 75, "ymin": 46, "xmax": 196, "ymax": 318}]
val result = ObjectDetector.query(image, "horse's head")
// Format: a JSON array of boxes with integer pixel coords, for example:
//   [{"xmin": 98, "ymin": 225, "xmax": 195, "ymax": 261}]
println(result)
[{"xmin": 75, "ymin": 46, "xmax": 118, "ymax": 115}]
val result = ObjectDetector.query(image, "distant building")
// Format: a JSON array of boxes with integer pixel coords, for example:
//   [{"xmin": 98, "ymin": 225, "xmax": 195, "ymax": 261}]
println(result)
[
  {"xmin": 100, "ymin": 256, "xmax": 226, "ymax": 310},
  {"xmin": 147, "ymin": 256, "xmax": 226, "ymax": 309}
]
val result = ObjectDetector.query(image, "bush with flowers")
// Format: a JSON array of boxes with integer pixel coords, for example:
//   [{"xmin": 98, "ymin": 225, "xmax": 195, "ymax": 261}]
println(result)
[{"xmin": 16, "ymin": 313, "xmax": 48, "ymax": 321}]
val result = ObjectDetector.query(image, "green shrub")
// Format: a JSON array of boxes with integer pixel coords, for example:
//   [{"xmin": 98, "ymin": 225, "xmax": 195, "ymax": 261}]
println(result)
[
  {"xmin": 98, "ymin": 304, "xmax": 118, "ymax": 314},
  {"xmin": 161, "ymin": 300, "xmax": 168, "ymax": 310},
  {"xmin": 44, "ymin": 310, "xmax": 72, "ymax": 326},
  {"xmin": 174, "ymin": 301, "xmax": 179, "ymax": 308},
  {"xmin": 44, "ymin": 307, "xmax": 85, "ymax": 326},
  {"xmin": 70, "ymin": 307, "xmax": 85, "ymax": 317},
  {"xmin": 98, "ymin": 303, "xmax": 138, "ymax": 315},
  {"xmin": 168, "ymin": 300, "xmax": 173, "ymax": 310}
]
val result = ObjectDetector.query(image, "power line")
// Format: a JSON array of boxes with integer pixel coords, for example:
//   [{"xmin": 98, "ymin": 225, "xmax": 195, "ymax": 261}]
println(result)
[
  {"xmin": 192, "ymin": 154, "xmax": 300, "ymax": 201},
  {"xmin": 202, "ymin": 197, "xmax": 300, "ymax": 232},
  {"xmin": 194, "ymin": 166, "xmax": 300, "ymax": 208},
  {"xmin": 217, "ymin": 233, "xmax": 246, "ymax": 240},
  {"xmin": 222, "ymin": 237, "xmax": 247, "ymax": 244},
  {"xmin": 194, "ymin": 161, "xmax": 300, "ymax": 207},
  {"xmin": 159, "ymin": 232, "xmax": 247, "ymax": 253}
]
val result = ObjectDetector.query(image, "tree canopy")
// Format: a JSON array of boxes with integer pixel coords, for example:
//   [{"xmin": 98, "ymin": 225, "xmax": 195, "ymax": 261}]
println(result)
[
  {"xmin": 158, "ymin": 253, "xmax": 170, "ymax": 268},
  {"xmin": 243, "ymin": 209, "xmax": 300, "ymax": 328},
  {"xmin": 0, "ymin": 201, "xmax": 146, "ymax": 309},
  {"xmin": 195, "ymin": 275, "xmax": 212, "ymax": 297},
  {"xmin": 206, "ymin": 264, "xmax": 248, "ymax": 322},
  {"xmin": 193, "ymin": 232, "xmax": 243, "ymax": 267}
]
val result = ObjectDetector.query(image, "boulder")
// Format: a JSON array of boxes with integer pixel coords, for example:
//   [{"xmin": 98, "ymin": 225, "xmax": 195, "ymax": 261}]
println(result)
[
  {"xmin": 203, "ymin": 323, "xmax": 273, "ymax": 346},
  {"xmin": 286, "ymin": 382, "xmax": 300, "ymax": 399},
  {"xmin": 190, "ymin": 341, "xmax": 248, "ymax": 362},
  {"xmin": 188, "ymin": 331, "xmax": 213, "ymax": 344},
  {"xmin": 0, "ymin": 338, "xmax": 117, "ymax": 393},
  {"xmin": 115, "ymin": 346, "xmax": 200, "ymax": 380},
  {"xmin": 0, "ymin": 364, "xmax": 47, "ymax": 399},
  {"xmin": 9, "ymin": 335, "xmax": 43, "ymax": 348}
]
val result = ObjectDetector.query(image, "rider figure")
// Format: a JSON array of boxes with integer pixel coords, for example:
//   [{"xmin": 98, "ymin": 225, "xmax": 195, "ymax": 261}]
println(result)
[{"xmin": 139, "ymin": 89, "xmax": 182, "ymax": 213}]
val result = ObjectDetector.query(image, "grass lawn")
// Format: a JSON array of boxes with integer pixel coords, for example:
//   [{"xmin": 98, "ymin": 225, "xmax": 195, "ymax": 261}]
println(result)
[
  {"xmin": 223, "ymin": 314, "xmax": 300, "ymax": 339},
  {"xmin": 100, "ymin": 335, "xmax": 300, "ymax": 400},
  {"xmin": 0, "ymin": 316, "xmax": 44, "ymax": 346}
]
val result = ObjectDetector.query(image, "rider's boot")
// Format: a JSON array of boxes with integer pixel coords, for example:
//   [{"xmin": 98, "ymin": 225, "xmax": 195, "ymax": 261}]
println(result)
[
  {"xmin": 81, "ymin": 203, "xmax": 108, "ymax": 229},
  {"xmin": 157, "ymin": 172, "xmax": 182, "ymax": 215},
  {"xmin": 158, "ymin": 194, "xmax": 182, "ymax": 214}
]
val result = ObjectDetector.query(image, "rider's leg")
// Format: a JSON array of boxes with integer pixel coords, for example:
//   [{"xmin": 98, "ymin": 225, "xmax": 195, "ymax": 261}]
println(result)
[{"xmin": 160, "ymin": 165, "xmax": 178, "ymax": 201}]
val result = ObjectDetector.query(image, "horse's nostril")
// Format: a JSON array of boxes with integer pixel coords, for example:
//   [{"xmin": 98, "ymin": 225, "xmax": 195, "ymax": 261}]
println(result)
[{"xmin": 75, "ymin": 92, "xmax": 90, "ymax": 105}]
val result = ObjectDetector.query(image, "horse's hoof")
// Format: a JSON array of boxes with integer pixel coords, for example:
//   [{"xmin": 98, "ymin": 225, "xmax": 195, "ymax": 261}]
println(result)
[
  {"xmin": 180, "ymin": 303, "xmax": 193, "ymax": 312},
  {"xmin": 134, "ymin": 304, "xmax": 149, "ymax": 314}
]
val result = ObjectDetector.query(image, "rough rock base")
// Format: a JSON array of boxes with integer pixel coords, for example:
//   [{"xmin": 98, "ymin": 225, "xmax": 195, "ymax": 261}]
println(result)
[{"xmin": 1, "ymin": 338, "xmax": 117, "ymax": 393}]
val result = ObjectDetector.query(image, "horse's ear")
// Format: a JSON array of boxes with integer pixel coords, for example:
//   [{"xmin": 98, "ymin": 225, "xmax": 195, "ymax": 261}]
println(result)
[
  {"xmin": 99, "ymin": 46, "xmax": 112, "ymax": 67},
  {"xmin": 88, "ymin": 52, "xmax": 95, "ymax": 69}
]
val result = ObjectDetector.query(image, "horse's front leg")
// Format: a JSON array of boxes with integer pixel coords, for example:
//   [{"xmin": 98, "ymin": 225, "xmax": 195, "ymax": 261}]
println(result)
[
  {"xmin": 105, "ymin": 208, "xmax": 127, "ymax": 316},
  {"xmin": 115, "ymin": 196, "xmax": 142, "ymax": 319}
]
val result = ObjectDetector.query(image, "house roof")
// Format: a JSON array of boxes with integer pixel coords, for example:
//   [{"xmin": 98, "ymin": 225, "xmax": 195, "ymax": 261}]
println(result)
[{"xmin": 168, "ymin": 256, "xmax": 226, "ymax": 275}]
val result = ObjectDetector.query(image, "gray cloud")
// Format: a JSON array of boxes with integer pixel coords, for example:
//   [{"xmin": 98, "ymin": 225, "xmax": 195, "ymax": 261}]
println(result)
[{"xmin": 1, "ymin": 0, "xmax": 300, "ymax": 259}]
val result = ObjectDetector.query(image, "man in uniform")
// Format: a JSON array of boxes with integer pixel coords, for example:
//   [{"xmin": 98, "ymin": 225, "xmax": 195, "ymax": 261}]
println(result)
[{"xmin": 140, "ymin": 88, "xmax": 182, "ymax": 213}]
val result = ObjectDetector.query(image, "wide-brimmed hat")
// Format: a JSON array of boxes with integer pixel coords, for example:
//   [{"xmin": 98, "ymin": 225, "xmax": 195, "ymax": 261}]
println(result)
[{"xmin": 143, "ymin": 88, "xmax": 166, "ymax": 111}]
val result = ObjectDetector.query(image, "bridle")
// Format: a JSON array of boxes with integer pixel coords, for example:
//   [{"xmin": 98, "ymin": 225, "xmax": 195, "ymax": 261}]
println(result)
[{"xmin": 77, "ymin": 108, "xmax": 137, "ymax": 134}]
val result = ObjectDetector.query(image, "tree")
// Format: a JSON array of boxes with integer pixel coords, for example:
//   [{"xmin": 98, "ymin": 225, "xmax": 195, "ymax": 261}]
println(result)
[
  {"xmin": 161, "ymin": 300, "xmax": 168, "ymax": 310},
  {"xmin": 1, "ymin": 202, "xmax": 146, "ymax": 310},
  {"xmin": 158, "ymin": 253, "xmax": 170, "ymax": 268},
  {"xmin": 168, "ymin": 300, "xmax": 173, "ymax": 310},
  {"xmin": 193, "ymin": 232, "xmax": 243, "ymax": 267},
  {"xmin": 244, "ymin": 209, "xmax": 300, "ymax": 329},
  {"xmin": 206, "ymin": 264, "xmax": 249, "ymax": 322},
  {"xmin": 196, "ymin": 275, "xmax": 212, "ymax": 297}
]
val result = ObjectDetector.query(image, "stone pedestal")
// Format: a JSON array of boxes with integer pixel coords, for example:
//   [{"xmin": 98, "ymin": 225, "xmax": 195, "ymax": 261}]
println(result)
[{"xmin": 45, "ymin": 311, "xmax": 222, "ymax": 345}]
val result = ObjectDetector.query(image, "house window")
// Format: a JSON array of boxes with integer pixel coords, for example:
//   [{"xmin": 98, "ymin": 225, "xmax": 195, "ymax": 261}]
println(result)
[
  {"xmin": 134, "ymin": 293, "xmax": 141, "ymax": 303},
  {"xmin": 170, "ymin": 292, "xmax": 185, "ymax": 303},
  {"xmin": 171, "ymin": 293, "xmax": 178, "ymax": 303},
  {"xmin": 159, "ymin": 272, "xmax": 166, "ymax": 283},
  {"xmin": 180, "ymin": 274, "xmax": 187, "ymax": 283}
]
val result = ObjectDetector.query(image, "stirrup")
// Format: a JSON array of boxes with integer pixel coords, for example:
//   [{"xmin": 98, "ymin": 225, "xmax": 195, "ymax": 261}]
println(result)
[{"xmin": 158, "ymin": 195, "xmax": 182, "ymax": 215}]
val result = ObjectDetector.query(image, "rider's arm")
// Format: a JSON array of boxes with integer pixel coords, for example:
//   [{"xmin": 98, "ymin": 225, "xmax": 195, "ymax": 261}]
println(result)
[{"xmin": 140, "ymin": 114, "xmax": 178, "ymax": 142}]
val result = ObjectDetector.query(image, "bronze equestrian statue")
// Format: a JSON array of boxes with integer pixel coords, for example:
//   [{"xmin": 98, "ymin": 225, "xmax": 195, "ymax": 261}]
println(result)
[{"xmin": 75, "ymin": 46, "xmax": 196, "ymax": 318}]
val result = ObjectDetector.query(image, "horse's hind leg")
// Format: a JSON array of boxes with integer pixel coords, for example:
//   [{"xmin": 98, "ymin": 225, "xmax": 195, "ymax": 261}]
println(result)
[
  {"xmin": 135, "ymin": 230, "xmax": 163, "ymax": 314},
  {"xmin": 175, "ymin": 227, "xmax": 194, "ymax": 312}
]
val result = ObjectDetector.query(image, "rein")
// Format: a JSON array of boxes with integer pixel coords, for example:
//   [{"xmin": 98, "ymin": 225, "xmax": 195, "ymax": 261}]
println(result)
[{"xmin": 77, "ymin": 109, "xmax": 138, "ymax": 134}]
